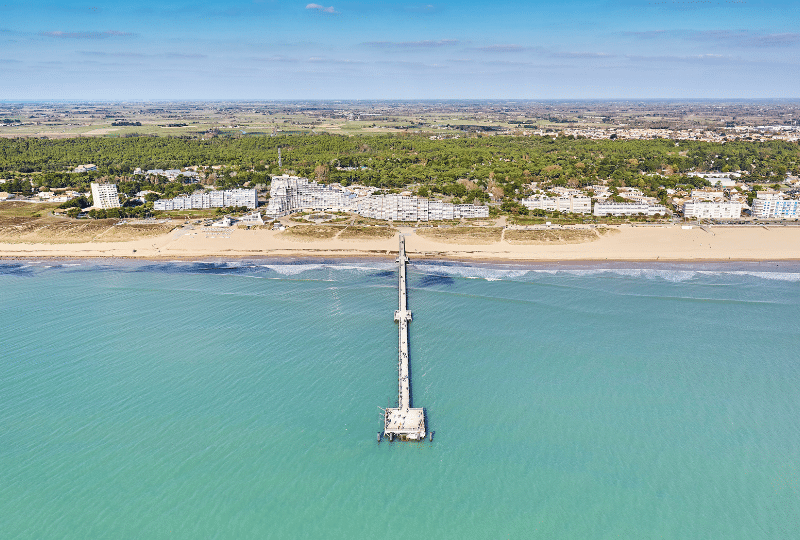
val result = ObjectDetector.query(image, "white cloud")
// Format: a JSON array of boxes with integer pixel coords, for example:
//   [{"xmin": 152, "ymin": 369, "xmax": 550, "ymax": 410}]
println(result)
[
  {"xmin": 364, "ymin": 39, "xmax": 459, "ymax": 48},
  {"xmin": 40, "ymin": 30, "xmax": 134, "ymax": 39},
  {"xmin": 306, "ymin": 3, "xmax": 337, "ymax": 14},
  {"xmin": 474, "ymin": 44, "xmax": 525, "ymax": 53}
]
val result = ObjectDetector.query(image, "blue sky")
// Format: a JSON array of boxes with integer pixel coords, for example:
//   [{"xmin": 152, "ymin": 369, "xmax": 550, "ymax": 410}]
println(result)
[{"xmin": 1, "ymin": 1, "xmax": 799, "ymax": 99}]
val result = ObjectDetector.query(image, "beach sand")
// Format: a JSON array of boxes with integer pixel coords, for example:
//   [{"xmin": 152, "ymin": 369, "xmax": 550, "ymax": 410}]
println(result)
[{"xmin": 1, "ymin": 223, "xmax": 799, "ymax": 261}]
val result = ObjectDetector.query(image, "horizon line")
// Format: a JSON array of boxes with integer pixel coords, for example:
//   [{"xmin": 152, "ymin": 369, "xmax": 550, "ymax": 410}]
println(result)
[{"xmin": 2, "ymin": 97, "xmax": 800, "ymax": 104}]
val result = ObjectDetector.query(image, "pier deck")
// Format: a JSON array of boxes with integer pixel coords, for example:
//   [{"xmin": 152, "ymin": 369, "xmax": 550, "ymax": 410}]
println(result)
[{"xmin": 383, "ymin": 236, "xmax": 426, "ymax": 441}]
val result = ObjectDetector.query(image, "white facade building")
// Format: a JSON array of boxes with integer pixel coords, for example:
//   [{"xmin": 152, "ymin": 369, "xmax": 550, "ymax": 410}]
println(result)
[
  {"xmin": 593, "ymin": 201, "xmax": 669, "ymax": 217},
  {"xmin": 521, "ymin": 195, "xmax": 591, "ymax": 214},
  {"xmin": 355, "ymin": 194, "xmax": 488, "ymax": 221},
  {"xmin": 154, "ymin": 188, "xmax": 257, "ymax": 211},
  {"xmin": 689, "ymin": 189, "xmax": 726, "ymax": 201},
  {"xmin": 751, "ymin": 198, "xmax": 800, "ymax": 220},
  {"xmin": 226, "ymin": 188, "xmax": 258, "ymax": 208},
  {"xmin": 266, "ymin": 176, "xmax": 488, "ymax": 221},
  {"xmin": 90, "ymin": 182, "xmax": 121, "ymax": 209},
  {"xmin": 683, "ymin": 201, "xmax": 742, "ymax": 220},
  {"xmin": 265, "ymin": 176, "xmax": 356, "ymax": 216}
]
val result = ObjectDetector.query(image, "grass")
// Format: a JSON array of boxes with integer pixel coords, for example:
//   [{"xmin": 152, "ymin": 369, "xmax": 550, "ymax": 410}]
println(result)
[
  {"xmin": 339, "ymin": 226, "xmax": 397, "ymax": 240},
  {"xmin": 416, "ymin": 220, "xmax": 463, "ymax": 227},
  {"xmin": 0, "ymin": 215, "xmax": 176, "ymax": 243},
  {"xmin": 504, "ymin": 228, "xmax": 616, "ymax": 244},
  {"xmin": 0, "ymin": 201, "xmax": 61, "ymax": 218},
  {"xmin": 279, "ymin": 225, "xmax": 345, "ymax": 241},
  {"xmin": 352, "ymin": 217, "xmax": 391, "ymax": 226},
  {"xmin": 416, "ymin": 226, "xmax": 503, "ymax": 244}
]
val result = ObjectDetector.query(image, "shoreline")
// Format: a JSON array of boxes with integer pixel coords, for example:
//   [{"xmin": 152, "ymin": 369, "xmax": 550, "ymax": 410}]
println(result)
[
  {"xmin": 2, "ymin": 254, "xmax": 799, "ymax": 270},
  {"xmin": 2, "ymin": 253, "xmax": 800, "ymax": 265}
]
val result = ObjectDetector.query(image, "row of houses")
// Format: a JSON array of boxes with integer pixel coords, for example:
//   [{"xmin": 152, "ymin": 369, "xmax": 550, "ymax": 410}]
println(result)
[
  {"xmin": 153, "ymin": 188, "xmax": 257, "ymax": 211},
  {"xmin": 265, "ymin": 176, "xmax": 489, "ymax": 221}
]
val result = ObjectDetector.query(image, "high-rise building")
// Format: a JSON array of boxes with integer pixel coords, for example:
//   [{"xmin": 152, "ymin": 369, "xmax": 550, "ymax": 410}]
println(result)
[
  {"xmin": 265, "ymin": 176, "xmax": 488, "ymax": 221},
  {"xmin": 90, "ymin": 182, "xmax": 121, "ymax": 209},
  {"xmin": 751, "ymin": 198, "xmax": 799, "ymax": 220}
]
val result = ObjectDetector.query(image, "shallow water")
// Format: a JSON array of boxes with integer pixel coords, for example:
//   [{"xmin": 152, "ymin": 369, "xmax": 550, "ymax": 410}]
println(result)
[{"xmin": 2, "ymin": 259, "xmax": 799, "ymax": 539}]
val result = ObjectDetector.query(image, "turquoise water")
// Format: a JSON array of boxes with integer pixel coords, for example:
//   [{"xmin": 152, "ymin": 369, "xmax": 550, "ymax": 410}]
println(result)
[{"xmin": 1, "ymin": 259, "xmax": 799, "ymax": 539}]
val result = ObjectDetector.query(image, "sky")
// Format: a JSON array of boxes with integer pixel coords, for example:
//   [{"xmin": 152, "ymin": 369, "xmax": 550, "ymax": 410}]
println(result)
[{"xmin": 1, "ymin": 0, "xmax": 799, "ymax": 99}]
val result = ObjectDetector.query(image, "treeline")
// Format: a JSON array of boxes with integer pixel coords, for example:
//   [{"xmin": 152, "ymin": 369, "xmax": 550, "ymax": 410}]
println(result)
[{"xmin": 1, "ymin": 134, "xmax": 797, "ymax": 201}]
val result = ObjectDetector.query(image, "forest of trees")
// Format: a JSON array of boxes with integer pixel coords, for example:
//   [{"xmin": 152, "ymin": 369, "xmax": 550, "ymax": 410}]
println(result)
[{"xmin": 1, "ymin": 134, "xmax": 797, "ymax": 204}]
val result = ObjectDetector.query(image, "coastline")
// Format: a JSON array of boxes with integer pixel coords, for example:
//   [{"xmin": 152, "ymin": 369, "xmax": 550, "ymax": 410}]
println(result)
[{"xmin": 2, "ymin": 224, "xmax": 800, "ymax": 263}]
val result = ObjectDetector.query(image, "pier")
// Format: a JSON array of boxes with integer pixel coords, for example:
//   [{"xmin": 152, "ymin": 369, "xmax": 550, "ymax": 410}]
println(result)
[{"xmin": 382, "ymin": 235, "xmax": 426, "ymax": 441}]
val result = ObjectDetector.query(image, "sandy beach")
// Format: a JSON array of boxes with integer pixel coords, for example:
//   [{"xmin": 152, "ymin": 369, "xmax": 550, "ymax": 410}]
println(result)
[{"xmin": 1, "ymin": 223, "xmax": 800, "ymax": 262}]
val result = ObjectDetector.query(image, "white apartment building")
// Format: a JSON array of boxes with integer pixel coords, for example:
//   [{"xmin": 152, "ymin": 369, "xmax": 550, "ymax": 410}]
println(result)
[
  {"xmin": 548, "ymin": 186, "xmax": 586, "ymax": 197},
  {"xmin": 521, "ymin": 195, "xmax": 591, "ymax": 214},
  {"xmin": 593, "ymin": 201, "xmax": 669, "ymax": 217},
  {"xmin": 90, "ymin": 182, "xmax": 121, "ymax": 209},
  {"xmin": 266, "ymin": 176, "xmax": 488, "ymax": 221},
  {"xmin": 621, "ymin": 192, "xmax": 660, "ymax": 205},
  {"xmin": 355, "ymin": 194, "xmax": 488, "ymax": 221},
  {"xmin": 455, "ymin": 203, "xmax": 489, "ymax": 219},
  {"xmin": 154, "ymin": 188, "xmax": 257, "ymax": 211},
  {"xmin": 690, "ymin": 189, "xmax": 726, "ymax": 201},
  {"xmin": 751, "ymin": 198, "xmax": 800, "ymax": 220},
  {"xmin": 428, "ymin": 199, "xmax": 455, "ymax": 221},
  {"xmin": 265, "ymin": 176, "xmax": 356, "ymax": 216},
  {"xmin": 266, "ymin": 176, "xmax": 348, "ymax": 217},
  {"xmin": 683, "ymin": 201, "xmax": 742, "ymax": 220},
  {"xmin": 754, "ymin": 191, "xmax": 784, "ymax": 201},
  {"xmin": 226, "ymin": 188, "xmax": 258, "ymax": 208},
  {"xmin": 687, "ymin": 172, "xmax": 741, "ymax": 188}
]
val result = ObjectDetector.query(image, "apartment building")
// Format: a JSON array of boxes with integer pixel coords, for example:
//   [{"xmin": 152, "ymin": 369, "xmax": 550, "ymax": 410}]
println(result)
[
  {"xmin": 689, "ymin": 189, "xmax": 726, "ymax": 201},
  {"xmin": 683, "ymin": 201, "xmax": 742, "ymax": 219},
  {"xmin": 266, "ymin": 176, "xmax": 488, "ymax": 221},
  {"xmin": 90, "ymin": 182, "xmax": 121, "ymax": 209},
  {"xmin": 751, "ymin": 197, "xmax": 800, "ymax": 219},
  {"xmin": 521, "ymin": 194, "xmax": 592, "ymax": 214},
  {"xmin": 154, "ymin": 188, "xmax": 257, "ymax": 211},
  {"xmin": 593, "ymin": 201, "xmax": 669, "ymax": 216}
]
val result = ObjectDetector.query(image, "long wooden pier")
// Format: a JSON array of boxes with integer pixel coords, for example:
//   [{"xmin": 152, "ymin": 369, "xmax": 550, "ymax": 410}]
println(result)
[{"xmin": 382, "ymin": 235, "xmax": 426, "ymax": 441}]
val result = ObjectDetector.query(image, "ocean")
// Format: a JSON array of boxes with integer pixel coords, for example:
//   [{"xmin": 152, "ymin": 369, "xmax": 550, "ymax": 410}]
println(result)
[{"xmin": 1, "ymin": 259, "xmax": 799, "ymax": 539}]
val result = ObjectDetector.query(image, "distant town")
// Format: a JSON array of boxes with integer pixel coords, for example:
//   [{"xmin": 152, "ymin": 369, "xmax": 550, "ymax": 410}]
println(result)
[{"xmin": 1, "ymin": 100, "xmax": 799, "ymax": 142}]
